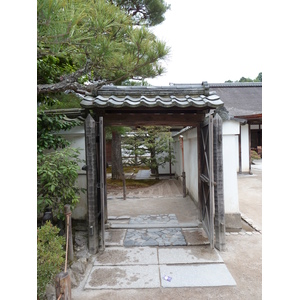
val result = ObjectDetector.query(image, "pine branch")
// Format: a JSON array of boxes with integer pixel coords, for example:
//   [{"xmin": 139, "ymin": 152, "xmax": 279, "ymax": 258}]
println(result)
[{"xmin": 37, "ymin": 58, "xmax": 94, "ymax": 95}]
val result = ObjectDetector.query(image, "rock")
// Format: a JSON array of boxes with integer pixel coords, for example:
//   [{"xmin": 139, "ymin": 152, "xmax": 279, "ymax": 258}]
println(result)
[
  {"xmin": 68, "ymin": 269, "xmax": 80, "ymax": 288},
  {"xmin": 71, "ymin": 258, "xmax": 88, "ymax": 275},
  {"xmin": 75, "ymin": 231, "xmax": 88, "ymax": 247},
  {"xmin": 45, "ymin": 283, "xmax": 56, "ymax": 300}
]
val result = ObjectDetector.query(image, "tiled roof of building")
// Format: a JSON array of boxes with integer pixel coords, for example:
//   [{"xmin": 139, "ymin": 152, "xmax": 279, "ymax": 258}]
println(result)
[
  {"xmin": 209, "ymin": 83, "xmax": 262, "ymax": 117},
  {"xmin": 171, "ymin": 82, "xmax": 262, "ymax": 117},
  {"xmin": 80, "ymin": 82, "xmax": 224, "ymax": 109}
]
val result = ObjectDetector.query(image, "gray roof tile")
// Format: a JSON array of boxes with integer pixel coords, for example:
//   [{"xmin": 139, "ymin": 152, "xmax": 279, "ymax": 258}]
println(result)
[{"xmin": 80, "ymin": 82, "xmax": 223, "ymax": 109}]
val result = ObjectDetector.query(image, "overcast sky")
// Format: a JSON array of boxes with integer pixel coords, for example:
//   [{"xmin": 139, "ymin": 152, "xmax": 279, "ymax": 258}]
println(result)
[{"xmin": 147, "ymin": 0, "xmax": 263, "ymax": 86}]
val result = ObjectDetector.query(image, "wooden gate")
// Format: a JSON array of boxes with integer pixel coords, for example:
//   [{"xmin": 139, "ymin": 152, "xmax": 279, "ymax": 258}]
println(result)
[
  {"xmin": 198, "ymin": 114, "xmax": 215, "ymax": 248},
  {"xmin": 84, "ymin": 114, "xmax": 106, "ymax": 254}
]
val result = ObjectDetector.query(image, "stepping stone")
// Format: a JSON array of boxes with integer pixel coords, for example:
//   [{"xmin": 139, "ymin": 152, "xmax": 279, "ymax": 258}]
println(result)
[
  {"xmin": 95, "ymin": 247, "xmax": 158, "ymax": 266},
  {"xmin": 160, "ymin": 264, "xmax": 236, "ymax": 287},
  {"xmin": 105, "ymin": 229, "xmax": 126, "ymax": 246},
  {"xmin": 158, "ymin": 246, "xmax": 223, "ymax": 264},
  {"xmin": 85, "ymin": 265, "xmax": 160, "ymax": 289}
]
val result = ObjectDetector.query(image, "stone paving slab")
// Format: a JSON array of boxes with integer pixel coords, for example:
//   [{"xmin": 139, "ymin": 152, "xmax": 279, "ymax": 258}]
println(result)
[
  {"xmin": 158, "ymin": 246, "xmax": 223, "ymax": 264},
  {"xmin": 124, "ymin": 228, "xmax": 186, "ymax": 247},
  {"xmin": 160, "ymin": 264, "xmax": 236, "ymax": 288},
  {"xmin": 85, "ymin": 265, "xmax": 160, "ymax": 289},
  {"xmin": 129, "ymin": 214, "xmax": 178, "ymax": 225},
  {"xmin": 94, "ymin": 247, "xmax": 158, "ymax": 266},
  {"xmin": 123, "ymin": 214, "xmax": 187, "ymax": 247},
  {"xmin": 105, "ymin": 229, "xmax": 126, "ymax": 246},
  {"xmin": 182, "ymin": 228, "xmax": 209, "ymax": 245}
]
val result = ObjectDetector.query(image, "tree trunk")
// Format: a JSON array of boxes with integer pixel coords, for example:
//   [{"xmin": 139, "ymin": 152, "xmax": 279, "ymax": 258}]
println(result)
[
  {"xmin": 111, "ymin": 130, "xmax": 124, "ymax": 179},
  {"xmin": 150, "ymin": 147, "xmax": 159, "ymax": 179}
]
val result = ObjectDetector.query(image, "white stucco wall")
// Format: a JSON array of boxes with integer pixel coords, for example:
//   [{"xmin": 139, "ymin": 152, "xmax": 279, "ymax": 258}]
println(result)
[
  {"xmin": 173, "ymin": 128, "xmax": 198, "ymax": 203},
  {"xmin": 222, "ymin": 121, "xmax": 240, "ymax": 214},
  {"xmin": 173, "ymin": 138, "xmax": 182, "ymax": 177},
  {"xmin": 172, "ymin": 121, "xmax": 241, "ymax": 217},
  {"xmin": 58, "ymin": 126, "xmax": 87, "ymax": 220},
  {"xmin": 183, "ymin": 128, "xmax": 198, "ymax": 203}
]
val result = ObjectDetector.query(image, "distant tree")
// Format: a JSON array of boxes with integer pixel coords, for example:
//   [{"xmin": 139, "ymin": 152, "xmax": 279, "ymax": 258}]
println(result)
[
  {"xmin": 239, "ymin": 76, "xmax": 254, "ymax": 82},
  {"xmin": 255, "ymin": 72, "xmax": 262, "ymax": 82},
  {"xmin": 225, "ymin": 72, "xmax": 262, "ymax": 83},
  {"xmin": 123, "ymin": 126, "xmax": 175, "ymax": 178}
]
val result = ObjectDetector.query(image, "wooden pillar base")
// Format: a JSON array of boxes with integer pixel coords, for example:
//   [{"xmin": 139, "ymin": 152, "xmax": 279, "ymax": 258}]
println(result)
[{"xmin": 55, "ymin": 272, "xmax": 71, "ymax": 300}]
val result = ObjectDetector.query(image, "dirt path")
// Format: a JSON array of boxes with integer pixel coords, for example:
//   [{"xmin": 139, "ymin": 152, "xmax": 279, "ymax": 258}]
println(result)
[
  {"xmin": 107, "ymin": 178, "xmax": 183, "ymax": 199},
  {"xmin": 107, "ymin": 179, "xmax": 199, "ymax": 224}
]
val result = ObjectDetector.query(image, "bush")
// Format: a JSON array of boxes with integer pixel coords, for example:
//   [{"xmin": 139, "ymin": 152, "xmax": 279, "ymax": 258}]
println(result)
[
  {"xmin": 37, "ymin": 221, "xmax": 65, "ymax": 300},
  {"xmin": 251, "ymin": 150, "xmax": 261, "ymax": 160},
  {"xmin": 37, "ymin": 147, "xmax": 85, "ymax": 220}
]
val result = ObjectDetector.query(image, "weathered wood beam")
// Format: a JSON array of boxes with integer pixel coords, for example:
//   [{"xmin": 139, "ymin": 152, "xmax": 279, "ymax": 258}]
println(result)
[{"xmin": 101, "ymin": 113, "xmax": 205, "ymax": 126}]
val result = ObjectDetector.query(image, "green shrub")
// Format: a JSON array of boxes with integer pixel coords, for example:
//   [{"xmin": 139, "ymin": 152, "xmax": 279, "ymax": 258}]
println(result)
[
  {"xmin": 251, "ymin": 150, "xmax": 261, "ymax": 160},
  {"xmin": 37, "ymin": 147, "xmax": 85, "ymax": 220},
  {"xmin": 37, "ymin": 221, "xmax": 65, "ymax": 300}
]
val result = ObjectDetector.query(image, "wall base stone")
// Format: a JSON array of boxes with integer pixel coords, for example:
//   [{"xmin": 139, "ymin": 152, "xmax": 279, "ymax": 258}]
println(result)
[{"xmin": 225, "ymin": 213, "xmax": 242, "ymax": 230}]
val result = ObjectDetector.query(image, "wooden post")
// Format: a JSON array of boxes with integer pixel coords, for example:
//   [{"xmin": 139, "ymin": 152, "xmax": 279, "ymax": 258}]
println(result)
[
  {"xmin": 197, "ymin": 124, "xmax": 203, "ymax": 221},
  {"xmin": 99, "ymin": 116, "xmax": 105, "ymax": 251},
  {"xmin": 122, "ymin": 173, "xmax": 126, "ymax": 200},
  {"xmin": 84, "ymin": 114, "xmax": 99, "ymax": 254},
  {"xmin": 64, "ymin": 205, "xmax": 74, "ymax": 263},
  {"xmin": 55, "ymin": 272, "xmax": 71, "ymax": 300},
  {"xmin": 213, "ymin": 113, "xmax": 226, "ymax": 251},
  {"xmin": 179, "ymin": 135, "xmax": 186, "ymax": 197},
  {"xmin": 248, "ymin": 124, "xmax": 252, "ymax": 175},
  {"xmin": 182, "ymin": 171, "xmax": 186, "ymax": 198},
  {"xmin": 103, "ymin": 127, "xmax": 108, "ymax": 224}
]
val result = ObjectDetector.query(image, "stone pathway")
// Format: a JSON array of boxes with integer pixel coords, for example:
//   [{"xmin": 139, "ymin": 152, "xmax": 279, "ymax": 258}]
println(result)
[
  {"xmin": 83, "ymin": 246, "xmax": 236, "ymax": 290},
  {"xmin": 123, "ymin": 214, "xmax": 186, "ymax": 247}
]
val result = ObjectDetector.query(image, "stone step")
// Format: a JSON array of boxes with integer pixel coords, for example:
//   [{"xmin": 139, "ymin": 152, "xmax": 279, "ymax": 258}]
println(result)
[{"xmin": 109, "ymin": 222, "xmax": 202, "ymax": 229}]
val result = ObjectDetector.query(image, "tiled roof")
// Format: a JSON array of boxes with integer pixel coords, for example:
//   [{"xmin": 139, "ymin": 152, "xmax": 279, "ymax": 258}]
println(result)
[
  {"xmin": 171, "ymin": 82, "xmax": 262, "ymax": 117},
  {"xmin": 210, "ymin": 85, "xmax": 262, "ymax": 117},
  {"xmin": 80, "ymin": 83, "xmax": 224, "ymax": 109}
]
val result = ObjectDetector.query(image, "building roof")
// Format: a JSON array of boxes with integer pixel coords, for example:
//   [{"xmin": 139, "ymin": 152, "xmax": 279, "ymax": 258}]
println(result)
[
  {"xmin": 209, "ymin": 82, "xmax": 262, "ymax": 117},
  {"xmin": 171, "ymin": 82, "xmax": 262, "ymax": 118},
  {"xmin": 80, "ymin": 82, "xmax": 224, "ymax": 110}
]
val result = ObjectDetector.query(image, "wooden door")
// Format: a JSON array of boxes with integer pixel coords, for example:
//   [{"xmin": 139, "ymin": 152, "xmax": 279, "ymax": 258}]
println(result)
[{"xmin": 198, "ymin": 114, "xmax": 215, "ymax": 248}]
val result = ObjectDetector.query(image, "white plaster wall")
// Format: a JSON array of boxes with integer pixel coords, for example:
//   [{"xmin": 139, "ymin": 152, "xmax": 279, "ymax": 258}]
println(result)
[
  {"xmin": 183, "ymin": 128, "xmax": 198, "ymax": 203},
  {"xmin": 172, "ymin": 128, "xmax": 198, "ymax": 203},
  {"xmin": 222, "ymin": 128, "xmax": 240, "ymax": 214},
  {"xmin": 58, "ymin": 125, "xmax": 87, "ymax": 220},
  {"xmin": 241, "ymin": 124, "xmax": 250, "ymax": 172},
  {"xmin": 173, "ymin": 139, "xmax": 182, "ymax": 176}
]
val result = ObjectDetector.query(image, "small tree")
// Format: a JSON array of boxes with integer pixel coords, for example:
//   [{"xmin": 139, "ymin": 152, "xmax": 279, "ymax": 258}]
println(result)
[{"xmin": 123, "ymin": 126, "xmax": 175, "ymax": 177}]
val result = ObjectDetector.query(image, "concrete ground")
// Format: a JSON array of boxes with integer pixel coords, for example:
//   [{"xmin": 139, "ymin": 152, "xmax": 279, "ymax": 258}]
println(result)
[{"xmin": 72, "ymin": 160, "xmax": 262, "ymax": 299}]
